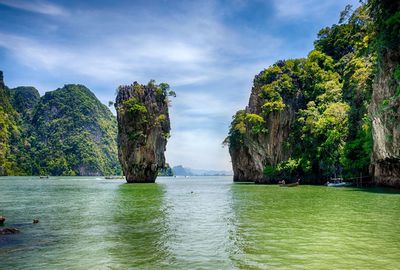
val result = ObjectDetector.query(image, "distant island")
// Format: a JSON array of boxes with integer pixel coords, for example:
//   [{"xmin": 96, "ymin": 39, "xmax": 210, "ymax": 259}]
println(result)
[{"xmin": 171, "ymin": 165, "xmax": 232, "ymax": 176}]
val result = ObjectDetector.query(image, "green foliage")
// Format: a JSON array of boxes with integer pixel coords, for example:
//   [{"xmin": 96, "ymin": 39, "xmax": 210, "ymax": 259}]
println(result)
[
  {"xmin": 154, "ymin": 82, "xmax": 176, "ymax": 100},
  {"xmin": 263, "ymin": 165, "xmax": 276, "ymax": 176},
  {"xmin": 245, "ymin": 113, "xmax": 266, "ymax": 134},
  {"xmin": 116, "ymin": 80, "xmax": 172, "ymax": 155},
  {"xmin": 1, "ymin": 83, "xmax": 121, "ymax": 176},
  {"xmin": 0, "ymin": 82, "xmax": 21, "ymax": 175},
  {"xmin": 264, "ymin": 158, "xmax": 311, "ymax": 179},
  {"xmin": 156, "ymin": 114, "xmax": 167, "ymax": 124},
  {"xmin": 227, "ymin": 2, "xmax": 387, "ymax": 180},
  {"xmin": 367, "ymin": 0, "xmax": 400, "ymax": 52},
  {"xmin": 260, "ymin": 84, "xmax": 286, "ymax": 115},
  {"xmin": 225, "ymin": 111, "xmax": 268, "ymax": 147},
  {"xmin": 277, "ymin": 158, "xmax": 310, "ymax": 176},
  {"xmin": 341, "ymin": 116, "xmax": 373, "ymax": 175},
  {"xmin": 297, "ymin": 102, "xmax": 350, "ymax": 176},
  {"xmin": 225, "ymin": 110, "xmax": 246, "ymax": 147},
  {"xmin": 315, "ymin": 5, "xmax": 373, "ymax": 60},
  {"xmin": 394, "ymin": 65, "xmax": 400, "ymax": 81},
  {"xmin": 168, "ymin": 90, "xmax": 177, "ymax": 97},
  {"xmin": 9, "ymin": 87, "xmax": 40, "ymax": 119},
  {"xmin": 123, "ymin": 97, "xmax": 148, "ymax": 115}
]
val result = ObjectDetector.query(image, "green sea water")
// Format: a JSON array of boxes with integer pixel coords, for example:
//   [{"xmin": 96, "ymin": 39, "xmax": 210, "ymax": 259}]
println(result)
[{"xmin": 0, "ymin": 176, "xmax": 399, "ymax": 269}]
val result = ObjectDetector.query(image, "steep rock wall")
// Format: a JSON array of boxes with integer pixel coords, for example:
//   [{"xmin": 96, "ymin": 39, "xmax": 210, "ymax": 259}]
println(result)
[
  {"xmin": 369, "ymin": 0, "xmax": 400, "ymax": 187},
  {"xmin": 370, "ymin": 49, "xmax": 400, "ymax": 187},
  {"xmin": 115, "ymin": 82, "xmax": 171, "ymax": 183},
  {"xmin": 229, "ymin": 70, "xmax": 303, "ymax": 183}
]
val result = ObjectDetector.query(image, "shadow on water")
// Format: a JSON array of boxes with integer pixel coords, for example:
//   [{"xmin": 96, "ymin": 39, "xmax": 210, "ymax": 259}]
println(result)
[
  {"xmin": 343, "ymin": 186, "xmax": 400, "ymax": 194},
  {"xmin": 108, "ymin": 183, "xmax": 174, "ymax": 268}
]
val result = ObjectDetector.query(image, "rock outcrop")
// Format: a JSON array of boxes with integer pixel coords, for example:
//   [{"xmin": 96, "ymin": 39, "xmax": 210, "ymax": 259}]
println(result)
[
  {"xmin": 30, "ymin": 84, "xmax": 121, "ymax": 176},
  {"xmin": 0, "ymin": 71, "xmax": 20, "ymax": 176},
  {"xmin": 115, "ymin": 81, "xmax": 171, "ymax": 183},
  {"xmin": 0, "ymin": 71, "xmax": 4, "ymax": 88},
  {"xmin": 9, "ymin": 86, "xmax": 40, "ymax": 120},
  {"xmin": 228, "ymin": 69, "xmax": 303, "ymax": 183},
  {"xmin": 0, "ymin": 215, "xmax": 5, "ymax": 225},
  {"xmin": 0, "ymin": 228, "xmax": 20, "ymax": 235},
  {"xmin": 0, "ymin": 72, "xmax": 121, "ymax": 176},
  {"xmin": 227, "ymin": 3, "xmax": 400, "ymax": 186},
  {"xmin": 370, "ymin": 51, "xmax": 400, "ymax": 187},
  {"xmin": 369, "ymin": 1, "xmax": 400, "ymax": 187}
]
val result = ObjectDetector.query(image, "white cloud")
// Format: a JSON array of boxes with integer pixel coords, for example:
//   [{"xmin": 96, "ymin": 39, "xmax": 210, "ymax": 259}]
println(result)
[
  {"xmin": 0, "ymin": 0, "xmax": 283, "ymax": 87},
  {"xmin": 1, "ymin": 0, "xmax": 353, "ymax": 171},
  {"xmin": 0, "ymin": 0, "xmax": 67, "ymax": 16},
  {"xmin": 0, "ymin": 32, "xmax": 216, "ymax": 84}
]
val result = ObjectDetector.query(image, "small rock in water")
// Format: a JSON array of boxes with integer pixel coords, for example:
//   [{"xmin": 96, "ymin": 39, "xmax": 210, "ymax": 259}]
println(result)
[
  {"xmin": 0, "ymin": 227, "xmax": 20, "ymax": 235},
  {"xmin": 33, "ymin": 219, "xmax": 39, "ymax": 224},
  {"xmin": 0, "ymin": 216, "xmax": 5, "ymax": 225}
]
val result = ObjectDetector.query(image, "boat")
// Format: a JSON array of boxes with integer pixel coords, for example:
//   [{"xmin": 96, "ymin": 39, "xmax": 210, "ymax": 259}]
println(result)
[
  {"xmin": 279, "ymin": 180, "xmax": 300, "ymax": 187},
  {"xmin": 39, "ymin": 176, "xmax": 49, "ymax": 179},
  {"xmin": 105, "ymin": 176, "xmax": 125, "ymax": 179},
  {"xmin": 326, "ymin": 178, "xmax": 351, "ymax": 187}
]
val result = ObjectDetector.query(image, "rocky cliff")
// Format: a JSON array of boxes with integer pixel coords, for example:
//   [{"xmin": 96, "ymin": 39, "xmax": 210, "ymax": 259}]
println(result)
[
  {"xmin": 9, "ymin": 86, "xmax": 40, "ymax": 120},
  {"xmin": 0, "ymin": 72, "xmax": 121, "ymax": 176},
  {"xmin": 115, "ymin": 81, "xmax": 172, "ymax": 183},
  {"xmin": 227, "ymin": 4, "xmax": 379, "ymax": 184},
  {"xmin": 0, "ymin": 71, "xmax": 20, "ymax": 175},
  {"xmin": 369, "ymin": 0, "xmax": 400, "ymax": 187},
  {"xmin": 229, "ymin": 68, "xmax": 303, "ymax": 182},
  {"xmin": 30, "ymin": 84, "xmax": 121, "ymax": 176}
]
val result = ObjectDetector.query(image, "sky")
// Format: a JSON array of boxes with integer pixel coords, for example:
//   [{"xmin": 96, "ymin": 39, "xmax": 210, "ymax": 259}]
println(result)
[{"xmin": 0, "ymin": 0, "xmax": 360, "ymax": 171}]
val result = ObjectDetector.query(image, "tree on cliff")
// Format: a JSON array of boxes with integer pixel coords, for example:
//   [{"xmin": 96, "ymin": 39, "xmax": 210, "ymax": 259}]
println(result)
[
  {"xmin": 115, "ymin": 80, "xmax": 174, "ymax": 183},
  {"xmin": 225, "ymin": 2, "xmax": 394, "ymax": 183}
]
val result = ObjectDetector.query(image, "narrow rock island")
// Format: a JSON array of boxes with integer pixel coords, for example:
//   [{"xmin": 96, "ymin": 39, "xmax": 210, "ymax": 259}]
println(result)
[{"xmin": 115, "ymin": 81, "xmax": 173, "ymax": 183}]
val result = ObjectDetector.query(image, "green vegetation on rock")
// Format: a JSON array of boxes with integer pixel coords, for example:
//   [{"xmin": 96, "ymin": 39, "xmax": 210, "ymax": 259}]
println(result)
[
  {"xmin": 0, "ymin": 76, "xmax": 121, "ymax": 176},
  {"xmin": 0, "ymin": 72, "xmax": 21, "ymax": 175},
  {"xmin": 226, "ymin": 2, "xmax": 398, "ymax": 183},
  {"xmin": 115, "ymin": 80, "xmax": 173, "ymax": 183}
]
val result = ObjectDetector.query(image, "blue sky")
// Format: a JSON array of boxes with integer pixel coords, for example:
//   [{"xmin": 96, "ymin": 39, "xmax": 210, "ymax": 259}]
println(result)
[{"xmin": 0, "ymin": 0, "xmax": 360, "ymax": 171}]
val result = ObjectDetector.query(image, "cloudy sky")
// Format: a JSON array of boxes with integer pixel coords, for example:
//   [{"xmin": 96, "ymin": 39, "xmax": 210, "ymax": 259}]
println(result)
[{"xmin": 0, "ymin": 0, "xmax": 360, "ymax": 171}]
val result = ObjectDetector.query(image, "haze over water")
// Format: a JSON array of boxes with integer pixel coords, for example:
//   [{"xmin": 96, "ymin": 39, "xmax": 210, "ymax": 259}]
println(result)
[{"xmin": 1, "ymin": 176, "xmax": 399, "ymax": 269}]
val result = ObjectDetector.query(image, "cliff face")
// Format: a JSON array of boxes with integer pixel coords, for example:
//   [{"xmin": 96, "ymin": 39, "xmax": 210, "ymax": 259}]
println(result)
[
  {"xmin": 0, "ymin": 73, "xmax": 121, "ymax": 176},
  {"xmin": 115, "ymin": 81, "xmax": 171, "ymax": 183},
  {"xmin": 371, "ymin": 51, "xmax": 400, "ymax": 187},
  {"xmin": 9, "ymin": 86, "xmax": 40, "ymax": 120},
  {"xmin": 229, "ymin": 73, "xmax": 302, "ymax": 182},
  {"xmin": 227, "ymin": 3, "xmax": 398, "ymax": 185},
  {"xmin": 369, "ymin": 1, "xmax": 400, "ymax": 187},
  {"xmin": 0, "ymin": 71, "xmax": 20, "ymax": 175},
  {"xmin": 31, "ymin": 84, "xmax": 121, "ymax": 176}
]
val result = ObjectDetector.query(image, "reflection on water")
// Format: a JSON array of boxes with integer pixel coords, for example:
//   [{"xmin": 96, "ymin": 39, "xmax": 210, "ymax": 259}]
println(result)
[
  {"xmin": 0, "ymin": 176, "xmax": 399, "ymax": 269},
  {"xmin": 229, "ymin": 184, "xmax": 400, "ymax": 269},
  {"xmin": 161, "ymin": 177, "xmax": 236, "ymax": 269},
  {"xmin": 108, "ymin": 183, "xmax": 174, "ymax": 268}
]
